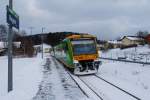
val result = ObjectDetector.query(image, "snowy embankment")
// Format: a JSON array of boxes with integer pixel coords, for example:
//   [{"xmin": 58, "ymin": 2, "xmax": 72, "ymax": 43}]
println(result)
[
  {"xmin": 98, "ymin": 60, "xmax": 150, "ymax": 100},
  {"xmin": 0, "ymin": 54, "xmax": 43, "ymax": 100},
  {"xmin": 101, "ymin": 45, "xmax": 150, "ymax": 63}
]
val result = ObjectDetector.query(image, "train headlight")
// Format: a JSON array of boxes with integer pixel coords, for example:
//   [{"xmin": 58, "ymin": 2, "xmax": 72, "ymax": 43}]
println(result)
[
  {"xmin": 73, "ymin": 60, "xmax": 80, "ymax": 67},
  {"xmin": 73, "ymin": 60, "xmax": 78, "ymax": 63}
]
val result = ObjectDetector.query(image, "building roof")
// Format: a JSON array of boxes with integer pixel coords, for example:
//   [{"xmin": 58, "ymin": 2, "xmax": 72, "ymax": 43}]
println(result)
[
  {"xmin": 43, "ymin": 44, "xmax": 51, "ymax": 49},
  {"xmin": 13, "ymin": 42, "xmax": 21, "ymax": 48},
  {"xmin": 0, "ymin": 42, "xmax": 4, "ymax": 48},
  {"xmin": 122, "ymin": 36, "xmax": 143, "ymax": 41}
]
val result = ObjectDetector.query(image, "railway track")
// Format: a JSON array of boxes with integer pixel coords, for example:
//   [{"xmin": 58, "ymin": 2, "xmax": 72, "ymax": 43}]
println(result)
[
  {"xmin": 79, "ymin": 75, "xmax": 141, "ymax": 100},
  {"xmin": 78, "ymin": 76, "xmax": 104, "ymax": 100},
  {"xmin": 67, "ymin": 71, "xmax": 103, "ymax": 100},
  {"xmin": 94, "ymin": 75, "xmax": 141, "ymax": 100},
  {"xmin": 100, "ymin": 57, "xmax": 150, "ymax": 65},
  {"xmin": 67, "ymin": 71, "xmax": 141, "ymax": 100},
  {"xmin": 53, "ymin": 57, "xmax": 103, "ymax": 99}
]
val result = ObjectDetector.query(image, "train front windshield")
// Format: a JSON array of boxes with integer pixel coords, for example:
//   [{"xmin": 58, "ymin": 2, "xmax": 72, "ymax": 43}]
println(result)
[{"xmin": 71, "ymin": 39, "xmax": 97, "ymax": 55}]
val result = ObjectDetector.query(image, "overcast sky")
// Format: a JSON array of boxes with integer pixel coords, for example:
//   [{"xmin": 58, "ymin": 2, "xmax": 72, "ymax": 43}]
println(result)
[{"xmin": 1, "ymin": 0, "xmax": 150, "ymax": 40}]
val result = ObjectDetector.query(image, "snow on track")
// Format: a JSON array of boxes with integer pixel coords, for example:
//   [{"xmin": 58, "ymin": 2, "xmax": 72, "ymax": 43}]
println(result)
[
  {"xmin": 80, "ymin": 75, "xmax": 138, "ymax": 100},
  {"xmin": 52, "ymin": 58, "xmax": 88, "ymax": 100},
  {"xmin": 68, "ymin": 72, "xmax": 103, "ymax": 100},
  {"xmin": 33, "ymin": 57, "xmax": 65, "ymax": 100},
  {"xmin": 94, "ymin": 75, "xmax": 141, "ymax": 100}
]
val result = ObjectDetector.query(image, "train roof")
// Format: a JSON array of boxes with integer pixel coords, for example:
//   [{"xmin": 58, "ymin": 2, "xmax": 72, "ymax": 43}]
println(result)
[{"xmin": 66, "ymin": 34, "xmax": 96, "ymax": 39}]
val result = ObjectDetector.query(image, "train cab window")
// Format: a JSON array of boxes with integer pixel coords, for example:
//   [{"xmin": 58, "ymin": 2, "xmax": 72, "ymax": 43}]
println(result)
[{"xmin": 71, "ymin": 39, "xmax": 96, "ymax": 55}]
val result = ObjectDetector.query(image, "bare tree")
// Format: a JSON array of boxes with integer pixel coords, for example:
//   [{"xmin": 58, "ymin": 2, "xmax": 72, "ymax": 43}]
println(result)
[
  {"xmin": 0, "ymin": 24, "xmax": 7, "ymax": 41},
  {"xmin": 136, "ymin": 30, "xmax": 149, "ymax": 38}
]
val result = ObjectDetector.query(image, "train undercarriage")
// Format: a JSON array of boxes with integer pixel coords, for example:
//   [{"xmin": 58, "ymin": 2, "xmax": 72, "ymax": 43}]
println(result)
[{"xmin": 73, "ymin": 60, "xmax": 101, "ymax": 75}]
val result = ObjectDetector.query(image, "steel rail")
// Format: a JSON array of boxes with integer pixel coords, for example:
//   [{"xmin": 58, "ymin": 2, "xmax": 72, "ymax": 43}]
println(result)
[
  {"xmin": 67, "ymin": 71, "xmax": 89, "ymax": 98},
  {"xmin": 95, "ymin": 75, "xmax": 141, "ymax": 100},
  {"xmin": 78, "ymin": 76, "xmax": 103, "ymax": 100},
  {"xmin": 100, "ymin": 57, "xmax": 150, "ymax": 65}
]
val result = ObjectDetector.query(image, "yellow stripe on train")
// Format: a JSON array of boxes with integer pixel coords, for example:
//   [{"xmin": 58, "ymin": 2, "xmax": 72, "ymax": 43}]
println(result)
[{"xmin": 73, "ymin": 54, "xmax": 98, "ymax": 61}]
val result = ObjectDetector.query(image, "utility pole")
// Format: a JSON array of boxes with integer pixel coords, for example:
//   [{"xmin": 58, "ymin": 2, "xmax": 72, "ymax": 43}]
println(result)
[
  {"xmin": 41, "ymin": 27, "xmax": 45, "ymax": 59},
  {"xmin": 29, "ymin": 27, "xmax": 34, "ymax": 35},
  {"xmin": 8, "ymin": 0, "xmax": 13, "ymax": 92}
]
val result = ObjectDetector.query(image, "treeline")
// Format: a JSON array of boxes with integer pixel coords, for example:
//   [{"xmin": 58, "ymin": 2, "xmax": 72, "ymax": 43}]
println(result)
[
  {"xmin": 46, "ymin": 32, "xmax": 80, "ymax": 46},
  {"xmin": 0, "ymin": 24, "xmax": 27, "ymax": 41},
  {"xmin": 15, "ymin": 32, "xmax": 80, "ymax": 46}
]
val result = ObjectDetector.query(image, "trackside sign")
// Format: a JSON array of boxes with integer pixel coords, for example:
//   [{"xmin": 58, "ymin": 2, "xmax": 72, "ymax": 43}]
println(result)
[{"xmin": 6, "ymin": 5, "xmax": 19, "ymax": 29}]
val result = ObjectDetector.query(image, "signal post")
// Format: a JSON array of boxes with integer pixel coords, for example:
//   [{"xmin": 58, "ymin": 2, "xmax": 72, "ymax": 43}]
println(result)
[{"xmin": 7, "ymin": 0, "xmax": 19, "ymax": 92}]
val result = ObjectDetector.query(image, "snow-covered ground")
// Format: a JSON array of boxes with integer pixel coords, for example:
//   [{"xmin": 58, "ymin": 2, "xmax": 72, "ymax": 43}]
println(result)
[
  {"xmin": 101, "ymin": 45, "xmax": 150, "ymax": 63},
  {"xmin": 0, "ymin": 54, "xmax": 43, "ymax": 100},
  {"xmin": 33, "ymin": 56, "xmax": 88, "ymax": 100},
  {"xmin": 0, "ymin": 53, "xmax": 88, "ymax": 100},
  {"xmin": 98, "ymin": 60, "xmax": 150, "ymax": 100}
]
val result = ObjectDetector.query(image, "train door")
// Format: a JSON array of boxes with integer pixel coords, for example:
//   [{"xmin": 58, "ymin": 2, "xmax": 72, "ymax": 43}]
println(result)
[{"xmin": 64, "ymin": 41, "xmax": 74, "ymax": 68}]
